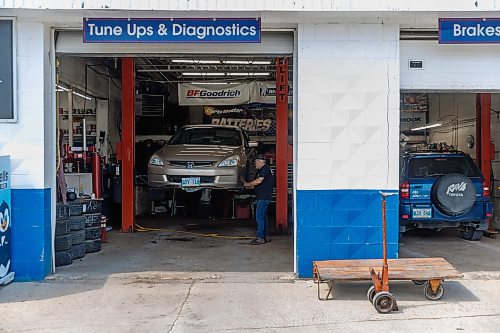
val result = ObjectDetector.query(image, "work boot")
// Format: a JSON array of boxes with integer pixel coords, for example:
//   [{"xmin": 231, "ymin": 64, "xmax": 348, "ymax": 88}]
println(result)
[
  {"xmin": 250, "ymin": 238, "xmax": 265, "ymax": 245},
  {"xmin": 265, "ymin": 237, "xmax": 271, "ymax": 243}
]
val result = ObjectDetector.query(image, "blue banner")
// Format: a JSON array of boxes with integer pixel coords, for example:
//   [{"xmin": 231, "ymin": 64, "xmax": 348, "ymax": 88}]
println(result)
[
  {"xmin": 0, "ymin": 156, "xmax": 11, "ymax": 280},
  {"xmin": 439, "ymin": 18, "xmax": 500, "ymax": 44},
  {"xmin": 83, "ymin": 18, "xmax": 261, "ymax": 43}
]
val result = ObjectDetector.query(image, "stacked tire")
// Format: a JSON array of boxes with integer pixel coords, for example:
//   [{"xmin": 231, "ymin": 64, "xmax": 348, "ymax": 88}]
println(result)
[
  {"xmin": 55, "ymin": 203, "xmax": 72, "ymax": 267},
  {"xmin": 83, "ymin": 199, "xmax": 102, "ymax": 254}
]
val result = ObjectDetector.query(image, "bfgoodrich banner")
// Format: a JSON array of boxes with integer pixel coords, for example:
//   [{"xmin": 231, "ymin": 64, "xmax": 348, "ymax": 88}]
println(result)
[{"xmin": 178, "ymin": 83, "xmax": 250, "ymax": 106}]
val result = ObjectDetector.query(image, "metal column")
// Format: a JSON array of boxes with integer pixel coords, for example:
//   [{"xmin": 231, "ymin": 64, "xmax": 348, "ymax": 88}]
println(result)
[
  {"xmin": 275, "ymin": 58, "xmax": 289, "ymax": 233},
  {"xmin": 121, "ymin": 58, "xmax": 135, "ymax": 232}
]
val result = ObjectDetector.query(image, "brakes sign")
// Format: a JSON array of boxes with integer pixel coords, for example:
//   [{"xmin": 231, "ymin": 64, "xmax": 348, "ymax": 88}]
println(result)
[{"xmin": 446, "ymin": 182, "xmax": 467, "ymax": 197}]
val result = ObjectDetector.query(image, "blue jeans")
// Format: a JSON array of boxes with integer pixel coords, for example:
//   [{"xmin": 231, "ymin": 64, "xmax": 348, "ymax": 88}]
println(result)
[{"xmin": 256, "ymin": 200, "xmax": 270, "ymax": 239}]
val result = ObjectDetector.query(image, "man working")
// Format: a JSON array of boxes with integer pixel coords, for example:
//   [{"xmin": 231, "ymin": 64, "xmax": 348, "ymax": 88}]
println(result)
[{"xmin": 244, "ymin": 154, "xmax": 275, "ymax": 245}]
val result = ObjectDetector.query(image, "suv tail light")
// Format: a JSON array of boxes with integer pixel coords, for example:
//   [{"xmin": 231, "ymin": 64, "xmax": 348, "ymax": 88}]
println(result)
[
  {"xmin": 400, "ymin": 181, "xmax": 410, "ymax": 199},
  {"xmin": 482, "ymin": 181, "xmax": 490, "ymax": 198}
]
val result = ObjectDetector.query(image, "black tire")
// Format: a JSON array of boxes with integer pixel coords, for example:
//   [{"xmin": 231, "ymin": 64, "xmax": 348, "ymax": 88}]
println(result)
[
  {"xmin": 84, "ymin": 213, "xmax": 102, "ymax": 228},
  {"xmin": 85, "ymin": 239, "xmax": 101, "ymax": 253},
  {"xmin": 69, "ymin": 215, "xmax": 85, "ymax": 231},
  {"xmin": 70, "ymin": 244, "xmax": 86, "ymax": 260},
  {"xmin": 56, "ymin": 203, "xmax": 70, "ymax": 221},
  {"xmin": 462, "ymin": 227, "xmax": 483, "ymax": 241},
  {"xmin": 55, "ymin": 234, "xmax": 72, "ymax": 251},
  {"xmin": 55, "ymin": 250, "xmax": 72, "ymax": 267},
  {"xmin": 71, "ymin": 229, "xmax": 85, "ymax": 245},
  {"xmin": 69, "ymin": 201, "xmax": 85, "ymax": 216},
  {"xmin": 85, "ymin": 226, "xmax": 101, "ymax": 240},
  {"xmin": 55, "ymin": 219, "xmax": 70, "ymax": 236},
  {"xmin": 83, "ymin": 199, "xmax": 103, "ymax": 214},
  {"xmin": 431, "ymin": 173, "xmax": 476, "ymax": 216}
]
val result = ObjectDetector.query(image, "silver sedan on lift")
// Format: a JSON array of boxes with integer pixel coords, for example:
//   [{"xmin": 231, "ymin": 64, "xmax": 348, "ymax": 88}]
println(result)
[{"xmin": 148, "ymin": 125, "xmax": 258, "ymax": 192}]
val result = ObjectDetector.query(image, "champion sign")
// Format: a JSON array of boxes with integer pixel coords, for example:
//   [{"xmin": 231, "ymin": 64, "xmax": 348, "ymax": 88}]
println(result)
[{"xmin": 439, "ymin": 18, "xmax": 500, "ymax": 44}]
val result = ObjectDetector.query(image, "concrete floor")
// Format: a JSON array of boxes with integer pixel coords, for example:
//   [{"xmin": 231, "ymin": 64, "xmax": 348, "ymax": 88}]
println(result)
[{"xmin": 1, "ymin": 217, "xmax": 500, "ymax": 332}]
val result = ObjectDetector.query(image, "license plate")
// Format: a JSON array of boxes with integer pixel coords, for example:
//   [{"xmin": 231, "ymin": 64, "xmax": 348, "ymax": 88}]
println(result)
[
  {"xmin": 181, "ymin": 177, "xmax": 200, "ymax": 187},
  {"xmin": 412, "ymin": 208, "xmax": 432, "ymax": 219}
]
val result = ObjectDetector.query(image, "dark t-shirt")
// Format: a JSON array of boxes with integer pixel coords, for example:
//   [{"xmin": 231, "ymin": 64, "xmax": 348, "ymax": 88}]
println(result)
[{"xmin": 254, "ymin": 164, "xmax": 275, "ymax": 200}]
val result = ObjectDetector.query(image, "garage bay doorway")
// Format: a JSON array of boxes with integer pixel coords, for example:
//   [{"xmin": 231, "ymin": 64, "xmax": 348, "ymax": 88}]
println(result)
[{"xmin": 54, "ymin": 53, "xmax": 294, "ymax": 274}]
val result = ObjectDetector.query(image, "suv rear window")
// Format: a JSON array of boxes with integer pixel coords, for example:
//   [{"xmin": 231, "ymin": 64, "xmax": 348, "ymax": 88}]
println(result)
[{"xmin": 408, "ymin": 157, "xmax": 481, "ymax": 178}]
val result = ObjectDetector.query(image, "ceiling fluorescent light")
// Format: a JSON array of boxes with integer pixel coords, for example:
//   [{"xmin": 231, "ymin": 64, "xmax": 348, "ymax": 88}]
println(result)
[
  {"xmin": 56, "ymin": 84, "xmax": 70, "ymax": 91},
  {"xmin": 191, "ymin": 81, "xmax": 238, "ymax": 85},
  {"xmin": 226, "ymin": 72, "xmax": 270, "ymax": 76},
  {"xmin": 73, "ymin": 91, "xmax": 92, "ymax": 101},
  {"xmin": 182, "ymin": 72, "xmax": 225, "ymax": 76},
  {"xmin": 172, "ymin": 59, "xmax": 220, "ymax": 64},
  {"xmin": 411, "ymin": 123, "xmax": 442, "ymax": 131},
  {"xmin": 224, "ymin": 60, "xmax": 272, "ymax": 65}
]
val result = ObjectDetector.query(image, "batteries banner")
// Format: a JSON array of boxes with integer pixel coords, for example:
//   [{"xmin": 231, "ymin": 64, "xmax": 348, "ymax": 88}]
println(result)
[
  {"xmin": 203, "ymin": 105, "xmax": 276, "ymax": 136},
  {"xmin": 0, "ymin": 156, "xmax": 11, "ymax": 280}
]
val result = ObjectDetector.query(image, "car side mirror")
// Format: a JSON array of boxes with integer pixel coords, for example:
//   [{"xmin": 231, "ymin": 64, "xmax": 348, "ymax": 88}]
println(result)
[{"xmin": 248, "ymin": 141, "xmax": 258, "ymax": 148}]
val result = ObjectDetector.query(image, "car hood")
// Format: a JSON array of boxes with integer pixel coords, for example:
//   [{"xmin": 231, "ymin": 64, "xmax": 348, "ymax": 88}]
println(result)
[{"xmin": 158, "ymin": 144, "xmax": 243, "ymax": 162}]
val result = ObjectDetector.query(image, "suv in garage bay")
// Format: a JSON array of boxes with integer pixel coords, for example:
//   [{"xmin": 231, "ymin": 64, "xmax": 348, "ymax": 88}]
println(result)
[
  {"xmin": 399, "ymin": 151, "xmax": 493, "ymax": 241},
  {"xmin": 148, "ymin": 125, "xmax": 257, "ymax": 191}
]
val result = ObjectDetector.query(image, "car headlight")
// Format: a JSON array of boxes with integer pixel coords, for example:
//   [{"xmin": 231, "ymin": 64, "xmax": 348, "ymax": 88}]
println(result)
[
  {"xmin": 218, "ymin": 155, "xmax": 240, "ymax": 167},
  {"xmin": 149, "ymin": 154, "xmax": 164, "ymax": 166}
]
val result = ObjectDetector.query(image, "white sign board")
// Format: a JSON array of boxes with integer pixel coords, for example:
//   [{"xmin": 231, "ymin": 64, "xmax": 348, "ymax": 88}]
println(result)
[
  {"xmin": 178, "ymin": 83, "xmax": 250, "ymax": 106},
  {"xmin": 249, "ymin": 81, "xmax": 293, "ymax": 104},
  {"xmin": 400, "ymin": 111, "xmax": 427, "ymax": 131}
]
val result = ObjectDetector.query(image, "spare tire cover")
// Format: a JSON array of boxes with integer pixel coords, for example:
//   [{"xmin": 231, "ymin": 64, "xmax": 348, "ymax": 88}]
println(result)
[{"xmin": 431, "ymin": 173, "xmax": 476, "ymax": 216}]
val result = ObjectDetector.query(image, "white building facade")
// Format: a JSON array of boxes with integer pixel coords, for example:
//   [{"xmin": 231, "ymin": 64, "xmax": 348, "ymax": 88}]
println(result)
[{"xmin": 1, "ymin": 1, "xmax": 500, "ymax": 280}]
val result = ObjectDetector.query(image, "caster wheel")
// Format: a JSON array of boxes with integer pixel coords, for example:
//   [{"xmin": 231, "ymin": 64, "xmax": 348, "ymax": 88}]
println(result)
[
  {"xmin": 412, "ymin": 280, "xmax": 427, "ymax": 285},
  {"xmin": 373, "ymin": 291, "xmax": 396, "ymax": 314},
  {"xmin": 367, "ymin": 286, "xmax": 376, "ymax": 303},
  {"xmin": 424, "ymin": 283, "xmax": 444, "ymax": 300}
]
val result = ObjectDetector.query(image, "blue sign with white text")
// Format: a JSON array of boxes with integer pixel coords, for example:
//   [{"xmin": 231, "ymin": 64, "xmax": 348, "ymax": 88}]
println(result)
[
  {"xmin": 83, "ymin": 18, "xmax": 261, "ymax": 43},
  {"xmin": 439, "ymin": 18, "xmax": 500, "ymax": 44},
  {"xmin": 0, "ymin": 156, "xmax": 11, "ymax": 281}
]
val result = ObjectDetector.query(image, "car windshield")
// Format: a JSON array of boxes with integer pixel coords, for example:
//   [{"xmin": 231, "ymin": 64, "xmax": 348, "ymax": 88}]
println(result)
[
  {"xmin": 169, "ymin": 127, "xmax": 242, "ymax": 146},
  {"xmin": 408, "ymin": 157, "xmax": 481, "ymax": 178}
]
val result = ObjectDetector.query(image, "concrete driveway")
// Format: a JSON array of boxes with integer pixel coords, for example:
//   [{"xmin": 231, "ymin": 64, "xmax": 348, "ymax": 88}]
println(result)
[{"xmin": 1, "ymin": 228, "xmax": 499, "ymax": 332}]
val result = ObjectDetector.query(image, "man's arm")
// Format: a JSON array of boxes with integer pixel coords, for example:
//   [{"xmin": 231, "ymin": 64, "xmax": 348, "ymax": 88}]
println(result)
[{"xmin": 244, "ymin": 177, "xmax": 264, "ymax": 187}]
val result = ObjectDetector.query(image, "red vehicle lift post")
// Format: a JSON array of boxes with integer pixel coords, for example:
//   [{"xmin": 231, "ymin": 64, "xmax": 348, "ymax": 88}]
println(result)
[
  {"xmin": 121, "ymin": 58, "xmax": 135, "ymax": 232},
  {"xmin": 275, "ymin": 57, "xmax": 289, "ymax": 233}
]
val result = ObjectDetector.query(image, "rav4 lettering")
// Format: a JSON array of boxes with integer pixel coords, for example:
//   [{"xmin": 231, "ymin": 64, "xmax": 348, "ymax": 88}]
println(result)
[{"xmin": 446, "ymin": 182, "xmax": 467, "ymax": 197}]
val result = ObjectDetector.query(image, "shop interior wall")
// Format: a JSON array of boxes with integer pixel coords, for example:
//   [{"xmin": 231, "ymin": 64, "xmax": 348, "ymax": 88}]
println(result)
[
  {"xmin": 58, "ymin": 57, "xmax": 122, "ymax": 158},
  {"xmin": 427, "ymin": 93, "xmax": 500, "ymax": 226}
]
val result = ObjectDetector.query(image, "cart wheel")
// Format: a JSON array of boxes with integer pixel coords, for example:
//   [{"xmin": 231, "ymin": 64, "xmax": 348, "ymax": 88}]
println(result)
[
  {"xmin": 367, "ymin": 286, "xmax": 376, "ymax": 303},
  {"xmin": 412, "ymin": 280, "xmax": 427, "ymax": 285},
  {"xmin": 373, "ymin": 292, "xmax": 396, "ymax": 314},
  {"xmin": 424, "ymin": 283, "xmax": 444, "ymax": 300}
]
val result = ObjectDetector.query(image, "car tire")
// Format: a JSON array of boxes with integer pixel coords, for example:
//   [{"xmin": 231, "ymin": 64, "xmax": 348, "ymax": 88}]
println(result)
[
  {"xmin": 462, "ymin": 227, "xmax": 483, "ymax": 241},
  {"xmin": 56, "ymin": 203, "xmax": 70, "ymax": 221},
  {"xmin": 83, "ymin": 199, "xmax": 102, "ymax": 214},
  {"xmin": 55, "ymin": 219, "xmax": 70, "ymax": 236},
  {"xmin": 71, "ymin": 229, "xmax": 86, "ymax": 245},
  {"xmin": 84, "ymin": 213, "xmax": 101, "ymax": 228},
  {"xmin": 85, "ymin": 239, "xmax": 101, "ymax": 253},
  {"xmin": 69, "ymin": 215, "xmax": 85, "ymax": 231},
  {"xmin": 55, "ymin": 250, "xmax": 72, "ymax": 267},
  {"xmin": 55, "ymin": 234, "xmax": 72, "ymax": 251},
  {"xmin": 69, "ymin": 201, "xmax": 85, "ymax": 216},
  {"xmin": 70, "ymin": 244, "xmax": 86, "ymax": 260},
  {"xmin": 431, "ymin": 173, "xmax": 476, "ymax": 216},
  {"xmin": 85, "ymin": 226, "xmax": 101, "ymax": 240}
]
